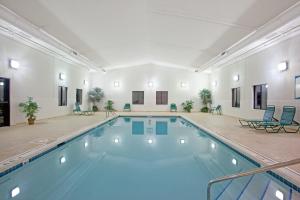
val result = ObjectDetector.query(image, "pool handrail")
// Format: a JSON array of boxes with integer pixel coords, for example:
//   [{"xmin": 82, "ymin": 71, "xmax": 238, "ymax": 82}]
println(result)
[{"xmin": 207, "ymin": 158, "xmax": 300, "ymax": 200}]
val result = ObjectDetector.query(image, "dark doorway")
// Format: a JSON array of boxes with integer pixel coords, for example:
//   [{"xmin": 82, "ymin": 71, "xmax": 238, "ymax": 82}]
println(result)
[{"xmin": 0, "ymin": 77, "xmax": 10, "ymax": 127}]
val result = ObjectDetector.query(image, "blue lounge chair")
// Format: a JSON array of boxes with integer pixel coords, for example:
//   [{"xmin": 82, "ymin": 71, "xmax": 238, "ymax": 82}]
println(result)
[
  {"xmin": 211, "ymin": 105, "xmax": 222, "ymax": 115},
  {"xmin": 239, "ymin": 105, "xmax": 275, "ymax": 128},
  {"xmin": 254, "ymin": 106, "xmax": 300, "ymax": 133},
  {"xmin": 123, "ymin": 103, "xmax": 131, "ymax": 111},
  {"xmin": 73, "ymin": 103, "xmax": 94, "ymax": 116},
  {"xmin": 170, "ymin": 103, "xmax": 177, "ymax": 112}
]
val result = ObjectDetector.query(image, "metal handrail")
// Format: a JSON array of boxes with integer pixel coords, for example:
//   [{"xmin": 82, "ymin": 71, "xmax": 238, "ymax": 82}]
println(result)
[{"xmin": 207, "ymin": 158, "xmax": 300, "ymax": 200}]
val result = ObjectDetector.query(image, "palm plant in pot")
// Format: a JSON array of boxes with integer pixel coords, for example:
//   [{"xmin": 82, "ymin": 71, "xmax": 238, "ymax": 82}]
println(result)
[
  {"xmin": 181, "ymin": 100, "xmax": 194, "ymax": 112},
  {"xmin": 88, "ymin": 87, "xmax": 104, "ymax": 111},
  {"xmin": 104, "ymin": 100, "xmax": 115, "ymax": 111},
  {"xmin": 19, "ymin": 97, "xmax": 40, "ymax": 125},
  {"xmin": 199, "ymin": 89, "xmax": 212, "ymax": 113}
]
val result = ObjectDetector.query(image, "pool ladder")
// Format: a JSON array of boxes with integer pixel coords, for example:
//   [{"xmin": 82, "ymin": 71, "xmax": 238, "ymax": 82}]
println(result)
[{"xmin": 207, "ymin": 158, "xmax": 300, "ymax": 200}]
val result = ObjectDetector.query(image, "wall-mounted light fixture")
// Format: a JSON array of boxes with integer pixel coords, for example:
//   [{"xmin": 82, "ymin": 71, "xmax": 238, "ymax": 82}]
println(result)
[
  {"xmin": 0, "ymin": 82, "xmax": 4, "ymax": 86},
  {"xmin": 59, "ymin": 73, "xmax": 66, "ymax": 80},
  {"xmin": 148, "ymin": 81, "xmax": 153, "ymax": 88},
  {"xmin": 265, "ymin": 84, "xmax": 269, "ymax": 88},
  {"xmin": 180, "ymin": 82, "xmax": 187, "ymax": 88},
  {"xmin": 84, "ymin": 80, "xmax": 88, "ymax": 85},
  {"xmin": 212, "ymin": 81, "xmax": 217, "ymax": 87},
  {"xmin": 233, "ymin": 74, "xmax": 239, "ymax": 82},
  {"xmin": 277, "ymin": 61, "xmax": 288, "ymax": 72},
  {"xmin": 9, "ymin": 59, "xmax": 20, "ymax": 69},
  {"xmin": 114, "ymin": 81, "xmax": 120, "ymax": 87}
]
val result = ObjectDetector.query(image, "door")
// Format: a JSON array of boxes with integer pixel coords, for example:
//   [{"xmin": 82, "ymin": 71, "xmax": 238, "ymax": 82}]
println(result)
[{"xmin": 0, "ymin": 77, "xmax": 10, "ymax": 127}]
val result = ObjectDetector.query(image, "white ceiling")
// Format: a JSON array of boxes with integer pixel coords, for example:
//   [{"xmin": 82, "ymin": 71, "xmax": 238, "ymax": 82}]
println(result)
[{"xmin": 0, "ymin": 0, "xmax": 299, "ymax": 70}]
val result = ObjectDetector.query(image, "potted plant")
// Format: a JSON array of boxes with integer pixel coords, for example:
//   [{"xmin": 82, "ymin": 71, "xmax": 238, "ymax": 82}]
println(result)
[
  {"xmin": 104, "ymin": 100, "xmax": 114, "ymax": 111},
  {"xmin": 181, "ymin": 100, "xmax": 194, "ymax": 112},
  {"xmin": 19, "ymin": 97, "xmax": 40, "ymax": 125},
  {"xmin": 199, "ymin": 89, "xmax": 212, "ymax": 113},
  {"xmin": 88, "ymin": 87, "xmax": 104, "ymax": 111}
]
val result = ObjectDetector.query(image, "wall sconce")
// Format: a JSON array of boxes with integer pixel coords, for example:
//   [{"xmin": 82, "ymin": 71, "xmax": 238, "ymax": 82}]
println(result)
[
  {"xmin": 84, "ymin": 80, "xmax": 88, "ymax": 85},
  {"xmin": 212, "ymin": 81, "xmax": 217, "ymax": 87},
  {"xmin": 59, "ymin": 73, "xmax": 66, "ymax": 80},
  {"xmin": 0, "ymin": 82, "xmax": 4, "ymax": 86},
  {"xmin": 277, "ymin": 61, "xmax": 288, "ymax": 72},
  {"xmin": 114, "ymin": 81, "xmax": 120, "ymax": 87},
  {"xmin": 9, "ymin": 59, "xmax": 20, "ymax": 69},
  {"xmin": 233, "ymin": 75, "xmax": 239, "ymax": 82},
  {"xmin": 180, "ymin": 82, "xmax": 187, "ymax": 88},
  {"xmin": 148, "ymin": 81, "xmax": 153, "ymax": 88}
]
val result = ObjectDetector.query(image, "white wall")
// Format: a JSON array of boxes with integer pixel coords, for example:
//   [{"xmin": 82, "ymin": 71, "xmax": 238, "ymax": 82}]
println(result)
[
  {"xmin": 211, "ymin": 34, "xmax": 300, "ymax": 121},
  {"xmin": 90, "ymin": 64, "xmax": 210, "ymax": 111},
  {"xmin": 0, "ymin": 34, "xmax": 90, "ymax": 125}
]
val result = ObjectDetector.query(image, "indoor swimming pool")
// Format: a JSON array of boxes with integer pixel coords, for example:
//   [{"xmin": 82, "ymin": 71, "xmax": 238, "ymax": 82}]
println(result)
[{"xmin": 0, "ymin": 116, "xmax": 298, "ymax": 200}]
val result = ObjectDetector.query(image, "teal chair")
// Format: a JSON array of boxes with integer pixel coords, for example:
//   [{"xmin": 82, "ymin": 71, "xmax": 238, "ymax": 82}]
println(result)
[
  {"xmin": 255, "ymin": 106, "xmax": 299, "ymax": 133},
  {"xmin": 73, "ymin": 102, "xmax": 94, "ymax": 116},
  {"xmin": 123, "ymin": 103, "xmax": 131, "ymax": 111},
  {"xmin": 170, "ymin": 103, "xmax": 177, "ymax": 112},
  {"xmin": 239, "ymin": 105, "xmax": 275, "ymax": 128},
  {"xmin": 211, "ymin": 105, "xmax": 222, "ymax": 115}
]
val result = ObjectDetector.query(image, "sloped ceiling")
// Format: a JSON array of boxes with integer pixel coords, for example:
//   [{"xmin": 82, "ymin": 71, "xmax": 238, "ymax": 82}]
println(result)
[{"xmin": 0, "ymin": 0, "xmax": 299, "ymax": 70}]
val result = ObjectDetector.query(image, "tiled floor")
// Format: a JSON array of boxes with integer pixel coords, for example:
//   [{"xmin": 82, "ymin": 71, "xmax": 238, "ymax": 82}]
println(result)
[{"xmin": 1, "ymin": 112, "xmax": 300, "ymax": 185}]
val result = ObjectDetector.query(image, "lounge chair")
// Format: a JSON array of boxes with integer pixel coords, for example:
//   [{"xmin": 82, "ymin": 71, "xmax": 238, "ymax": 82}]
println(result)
[
  {"xmin": 254, "ymin": 106, "xmax": 300, "ymax": 133},
  {"xmin": 239, "ymin": 105, "xmax": 275, "ymax": 128},
  {"xmin": 73, "ymin": 103, "xmax": 94, "ymax": 116},
  {"xmin": 170, "ymin": 103, "xmax": 177, "ymax": 112},
  {"xmin": 123, "ymin": 103, "xmax": 131, "ymax": 111},
  {"xmin": 211, "ymin": 105, "xmax": 222, "ymax": 115}
]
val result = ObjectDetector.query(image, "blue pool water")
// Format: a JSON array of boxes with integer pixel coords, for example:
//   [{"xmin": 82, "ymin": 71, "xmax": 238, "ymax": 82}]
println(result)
[{"xmin": 0, "ymin": 116, "xmax": 298, "ymax": 200}]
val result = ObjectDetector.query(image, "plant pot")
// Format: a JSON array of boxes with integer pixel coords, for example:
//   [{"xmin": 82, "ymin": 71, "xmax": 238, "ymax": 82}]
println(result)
[
  {"xmin": 28, "ymin": 118, "xmax": 35, "ymax": 125},
  {"xmin": 92, "ymin": 105, "xmax": 99, "ymax": 112}
]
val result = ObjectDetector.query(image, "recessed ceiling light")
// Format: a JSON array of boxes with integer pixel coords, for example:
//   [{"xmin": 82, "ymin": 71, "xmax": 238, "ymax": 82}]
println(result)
[
  {"xmin": 60, "ymin": 156, "xmax": 66, "ymax": 164},
  {"xmin": 232, "ymin": 158, "xmax": 237, "ymax": 165},
  {"xmin": 114, "ymin": 138, "xmax": 119, "ymax": 143},
  {"xmin": 11, "ymin": 187, "xmax": 20, "ymax": 198},
  {"xmin": 180, "ymin": 139, "xmax": 185, "ymax": 144},
  {"xmin": 148, "ymin": 139, "xmax": 153, "ymax": 144},
  {"xmin": 277, "ymin": 61, "xmax": 288, "ymax": 72},
  {"xmin": 9, "ymin": 59, "xmax": 20, "ymax": 69},
  {"xmin": 275, "ymin": 190, "xmax": 284, "ymax": 200}
]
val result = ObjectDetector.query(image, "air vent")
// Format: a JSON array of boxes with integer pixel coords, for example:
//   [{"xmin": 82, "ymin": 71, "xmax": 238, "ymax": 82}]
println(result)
[
  {"xmin": 72, "ymin": 51, "xmax": 78, "ymax": 56},
  {"xmin": 220, "ymin": 51, "xmax": 227, "ymax": 56}
]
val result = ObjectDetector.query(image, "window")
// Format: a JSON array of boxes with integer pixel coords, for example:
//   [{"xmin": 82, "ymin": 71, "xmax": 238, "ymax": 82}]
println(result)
[
  {"xmin": 156, "ymin": 91, "xmax": 168, "ymax": 105},
  {"xmin": 76, "ymin": 89, "xmax": 83, "ymax": 105},
  {"xmin": 253, "ymin": 84, "xmax": 268, "ymax": 109},
  {"xmin": 58, "ymin": 86, "xmax": 68, "ymax": 106},
  {"xmin": 232, "ymin": 87, "xmax": 240, "ymax": 108},
  {"xmin": 132, "ymin": 91, "xmax": 144, "ymax": 105}
]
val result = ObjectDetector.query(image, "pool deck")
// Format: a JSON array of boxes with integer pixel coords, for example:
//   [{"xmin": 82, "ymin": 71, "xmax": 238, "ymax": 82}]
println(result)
[{"xmin": 1, "ymin": 112, "xmax": 300, "ymax": 187}]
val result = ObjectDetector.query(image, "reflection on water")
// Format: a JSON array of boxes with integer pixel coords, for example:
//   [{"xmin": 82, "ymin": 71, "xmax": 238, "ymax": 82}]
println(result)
[
  {"xmin": 170, "ymin": 117, "xmax": 177, "ymax": 123},
  {"xmin": 132, "ymin": 121, "xmax": 144, "ymax": 135},
  {"xmin": 156, "ymin": 121, "xmax": 168, "ymax": 135},
  {"xmin": 123, "ymin": 117, "xmax": 131, "ymax": 123}
]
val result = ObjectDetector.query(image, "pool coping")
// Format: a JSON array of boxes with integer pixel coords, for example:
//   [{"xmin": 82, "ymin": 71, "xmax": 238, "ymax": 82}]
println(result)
[{"xmin": 1, "ymin": 113, "xmax": 300, "ymax": 193}]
